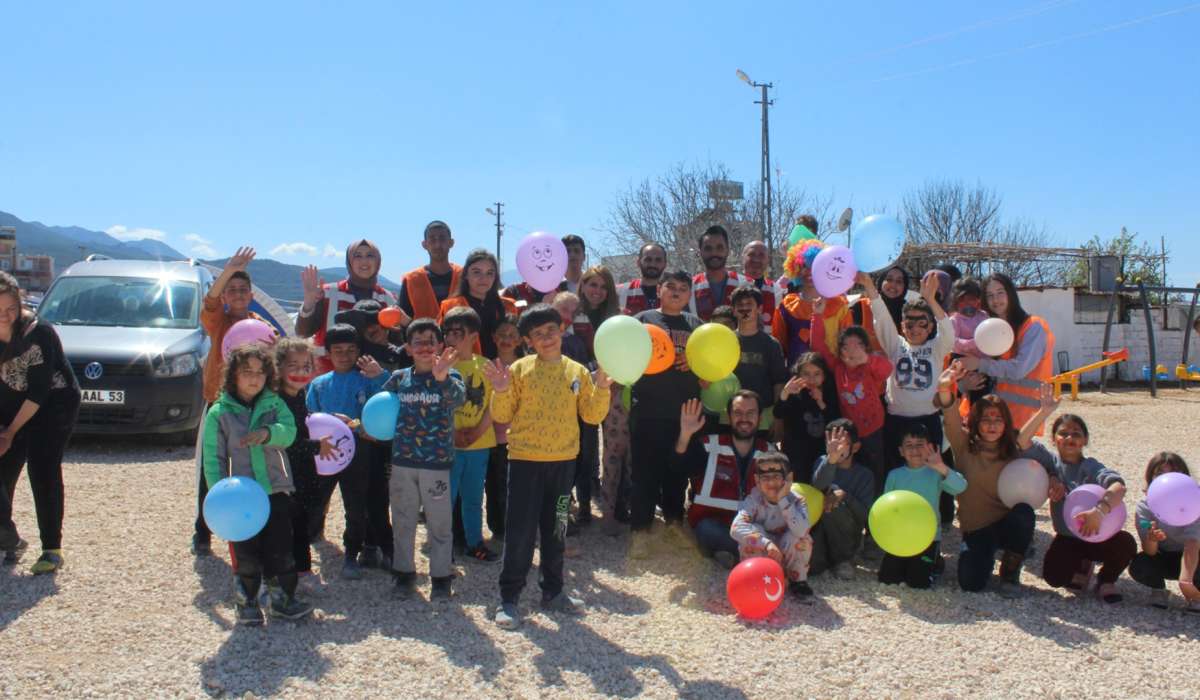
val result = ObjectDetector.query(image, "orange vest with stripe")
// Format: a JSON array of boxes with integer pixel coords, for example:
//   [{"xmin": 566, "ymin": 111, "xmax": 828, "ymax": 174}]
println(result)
[
  {"xmin": 958, "ymin": 315, "xmax": 1054, "ymax": 435},
  {"xmin": 404, "ymin": 264, "xmax": 461, "ymax": 320}
]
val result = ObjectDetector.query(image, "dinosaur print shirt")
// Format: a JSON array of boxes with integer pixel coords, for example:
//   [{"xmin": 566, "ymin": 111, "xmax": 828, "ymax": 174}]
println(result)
[
  {"xmin": 383, "ymin": 368, "xmax": 466, "ymax": 471},
  {"xmin": 452, "ymin": 355, "xmax": 496, "ymax": 450}
]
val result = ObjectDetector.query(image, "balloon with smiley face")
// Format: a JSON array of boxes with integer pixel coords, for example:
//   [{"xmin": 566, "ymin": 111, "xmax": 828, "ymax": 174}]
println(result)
[
  {"xmin": 516, "ymin": 231, "xmax": 568, "ymax": 293},
  {"xmin": 811, "ymin": 245, "xmax": 858, "ymax": 298}
]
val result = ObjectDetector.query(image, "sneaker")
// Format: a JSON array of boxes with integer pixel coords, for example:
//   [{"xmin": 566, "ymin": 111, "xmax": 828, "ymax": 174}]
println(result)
[
  {"xmin": 1150, "ymin": 588, "xmax": 1170, "ymax": 610},
  {"xmin": 430, "ymin": 576, "xmax": 453, "ymax": 600},
  {"xmin": 30, "ymin": 550, "xmax": 64, "ymax": 575},
  {"xmin": 270, "ymin": 595, "xmax": 314, "ymax": 620},
  {"xmin": 341, "ymin": 558, "xmax": 364, "ymax": 581},
  {"xmin": 191, "ymin": 534, "xmax": 212, "ymax": 557},
  {"xmin": 358, "ymin": 546, "xmax": 383, "ymax": 569},
  {"xmin": 833, "ymin": 561, "xmax": 856, "ymax": 580},
  {"xmin": 3, "ymin": 538, "xmax": 29, "ymax": 566},
  {"xmin": 464, "ymin": 543, "xmax": 499, "ymax": 563},
  {"xmin": 1096, "ymin": 582, "xmax": 1124, "ymax": 605},
  {"xmin": 713, "ymin": 551, "xmax": 738, "ymax": 571},
  {"xmin": 236, "ymin": 603, "xmax": 265, "ymax": 626},
  {"xmin": 789, "ymin": 580, "xmax": 815, "ymax": 604},
  {"xmin": 391, "ymin": 571, "xmax": 417, "ymax": 600},
  {"xmin": 495, "ymin": 602, "xmax": 522, "ymax": 630},
  {"xmin": 541, "ymin": 592, "xmax": 585, "ymax": 616}
]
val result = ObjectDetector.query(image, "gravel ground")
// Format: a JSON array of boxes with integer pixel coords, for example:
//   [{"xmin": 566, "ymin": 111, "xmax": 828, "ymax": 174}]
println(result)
[{"xmin": 3, "ymin": 388, "xmax": 1200, "ymax": 698}]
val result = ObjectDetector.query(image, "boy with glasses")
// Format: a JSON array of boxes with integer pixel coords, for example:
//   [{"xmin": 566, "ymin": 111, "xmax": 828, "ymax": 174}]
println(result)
[{"xmin": 730, "ymin": 451, "xmax": 816, "ymax": 602}]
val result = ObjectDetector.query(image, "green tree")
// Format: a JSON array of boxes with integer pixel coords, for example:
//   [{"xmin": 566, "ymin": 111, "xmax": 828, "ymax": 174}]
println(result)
[{"xmin": 1065, "ymin": 227, "xmax": 1165, "ymax": 287}]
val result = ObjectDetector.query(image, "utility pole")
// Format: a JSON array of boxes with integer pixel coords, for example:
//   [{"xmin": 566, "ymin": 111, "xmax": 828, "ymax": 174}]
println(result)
[
  {"xmin": 486, "ymin": 203, "xmax": 504, "ymax": 270},
  {"xmin": 736, "ymin": 69, "xmax": 775, "ymax": 276}
]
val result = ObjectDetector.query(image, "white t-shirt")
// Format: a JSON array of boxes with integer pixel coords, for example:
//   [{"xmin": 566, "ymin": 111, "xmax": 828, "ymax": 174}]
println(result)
[{"xmin": 870, "ymin": 295, "xmax": 954, "ymax": 418}]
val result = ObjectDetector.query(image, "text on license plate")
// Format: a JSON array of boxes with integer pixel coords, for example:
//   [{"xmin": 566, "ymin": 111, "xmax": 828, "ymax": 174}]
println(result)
[{"xmin": 80, "ymin": 389, "xmax": 125, "ymax": 404}]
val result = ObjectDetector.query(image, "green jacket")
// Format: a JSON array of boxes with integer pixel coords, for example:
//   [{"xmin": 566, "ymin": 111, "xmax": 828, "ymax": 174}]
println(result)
[{"xmin": 202, "ymin": 389, "xmax": 298, "ymax": 494}]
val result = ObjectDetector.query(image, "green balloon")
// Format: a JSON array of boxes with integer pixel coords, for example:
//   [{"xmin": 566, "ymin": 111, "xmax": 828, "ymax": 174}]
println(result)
[
  {"xmin": 868, "ymin": 490, "xmax": 937, "ymax": 557},
  {"xmin": 700, "ymin": 373, "xmax": 741, "ymax": 414},
  {"xmin": 788, "ymin": 224, "xmax": 816, "ymax": 246},
  {"xmin": 594, "ymin": 315, "xmax": 652, "ymax": 385}
]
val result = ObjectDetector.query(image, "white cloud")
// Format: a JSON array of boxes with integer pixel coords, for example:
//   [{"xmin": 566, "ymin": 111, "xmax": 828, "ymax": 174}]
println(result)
[
  {"xmin": 271, "ymin": 242, "xmax": 319, "ymax": 257},
  {"xmin": 184, "ymin": 233, "xmax": 216, "ymax": 258},
  {"xmin": 106, "ymin": 224, "xmax": 167, "ymax": 241},
  {"xmin": 322, "ymin": 244, "xmax": 339, "ymax": 258}
]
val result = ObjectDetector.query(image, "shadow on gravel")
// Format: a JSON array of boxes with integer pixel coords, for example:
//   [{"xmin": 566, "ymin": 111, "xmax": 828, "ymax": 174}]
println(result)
[
  {"xmin": 192, "ymin": 553, "xmax": 235, "ymax": 630},
  {"xmin": 65, "ymin": 434, "xmax": 192, "ymax": 465},
  {"xmin": 0, "ymin": 568, "xmax": 57, "ymax": 632}
]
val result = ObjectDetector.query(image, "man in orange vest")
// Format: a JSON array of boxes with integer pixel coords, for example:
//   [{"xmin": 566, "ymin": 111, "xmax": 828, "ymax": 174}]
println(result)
[
  {"xmin": 398, "ymin": 220, "xmax": 461, "ymax": 320},
  {"xmin": 690, "ymin": 225, "xmax": 740, "ymax": 321},
  {"xmin": 617, "ymin": 242, "xmax": 666, "ymax": 315}
]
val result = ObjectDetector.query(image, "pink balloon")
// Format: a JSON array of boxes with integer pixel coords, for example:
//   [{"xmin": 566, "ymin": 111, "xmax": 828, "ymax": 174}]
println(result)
[
  {"xmin": 811, "ymin": 245, "xmax": 857, "ymax": 298},
  {"xmin": 1147, "ymin": 472, "xmax": 1200, "ymax": 527},
  {"xmin": 305, "ymin": 412, "xmax": 355, "ymax": 476},
  {"xmin": 221, "ymin": 319, "xmax": 277, "ymax": 360},
  {"xmin": 1064, "ymin": 484, "xmax": 1127, "ymax": 543},
  {"xmin": 516, "ymin": 232, "xmax": 568, "ymax": 293}
]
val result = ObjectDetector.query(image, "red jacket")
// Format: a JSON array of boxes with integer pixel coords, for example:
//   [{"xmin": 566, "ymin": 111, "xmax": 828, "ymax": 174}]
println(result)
[
  {"xmin": 309, "ymin": 279, "xmax": 397, "ymax": 371},
  {"xmin": 617, "ymin": 279, "xmax": 660, "ymax": 316},
  {"xmin": 685, "ymin": 434, "xmax": 772, "ymax": 528},
  {"xmin": 690, "ymin": 271, "xmax": 741, "ymax": 321},
  {"xmin": 810, "ymin": 312, "xmax": 893, "ymax": 437}
]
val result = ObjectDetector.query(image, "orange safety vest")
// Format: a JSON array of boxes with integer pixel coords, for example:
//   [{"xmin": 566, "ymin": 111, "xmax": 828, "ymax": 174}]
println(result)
[
  {"xmin": 404, "ymin": 264, "xmax": 461, "ymax": 320},
  {"xmin": 958, "ymin": 315, "xmax": 1054, "ymax": 435}
]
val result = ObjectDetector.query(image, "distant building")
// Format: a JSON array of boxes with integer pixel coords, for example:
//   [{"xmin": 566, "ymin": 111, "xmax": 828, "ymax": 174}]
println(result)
[
  {"xmin": 0, "ymin": 227, "xmax": 55, "ymax": 291},
  {"xmin": 600, "ymin": 253, "xmax": 639, "ymax": 283}
]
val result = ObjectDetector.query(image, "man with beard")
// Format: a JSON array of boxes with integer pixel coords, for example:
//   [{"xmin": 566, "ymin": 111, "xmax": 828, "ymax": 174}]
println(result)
[
  {"xmin": 690, "ymin": 225, "xmax": 740, "ymax": 321},
  {"xmin": 740, "ymin": 240, "xmax": 785, "ymax": 326},
  {"xmin": 617, "ymin": 242, "xmax": 666, "ymax": 315},
  {"xmin": 398, "ymin": 221, "xmax": 460, "ymax": 320},
  {"xmin": 674, "ymin": 392, "xmax": 773, "ymax": 569}
]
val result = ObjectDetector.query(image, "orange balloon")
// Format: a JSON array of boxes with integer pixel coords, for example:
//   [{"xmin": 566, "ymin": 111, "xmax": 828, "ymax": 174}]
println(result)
[
  {"xmin": 378, "ymin": 307, "xmax": 403, "ymax": 329},
  {"xmin": 645, "ymin": 324, "xmax": 676, "ymax": 375}
]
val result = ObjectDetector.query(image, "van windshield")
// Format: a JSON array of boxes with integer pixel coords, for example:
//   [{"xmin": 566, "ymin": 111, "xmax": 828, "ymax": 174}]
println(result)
[{"xmin": 38, "ymin": 276, "xmax": 200, "ymax": 329}]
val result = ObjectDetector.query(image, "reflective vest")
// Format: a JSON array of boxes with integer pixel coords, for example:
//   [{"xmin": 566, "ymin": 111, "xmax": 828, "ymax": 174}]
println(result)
[
  {"xmin": 993, "ymin": 316, "xmax": 1055, "ymax": 434},
  {"xmin": 690, "ymin": 270, "xmax": 740, "ymax": 321},
  {"xmin": 311, "ymin": 280, "xmax": 396, "ymax": 367},
  {"xmin": 617, "ymin": 279, "xmax": 660, "ymax": 316},
  {"xmin": 403, "ymin": 264, "xmax": 461, "ymax": 320},
  {"xmin": 572, "ymin": 312, "xmax": 597, "ymax": 359},
  {"xmin": 747, "ymin": 277, "xmax": 785, "ymax": 328},
  {"xmin": 687, "ymin": 434, "xmax": 771, "ymax": 528}
]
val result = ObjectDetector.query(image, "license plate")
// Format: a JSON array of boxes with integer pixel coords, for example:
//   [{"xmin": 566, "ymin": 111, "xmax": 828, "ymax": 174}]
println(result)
[{"xmin": 80, "ymin": 389, "xmax": 125, "ymax": 405}]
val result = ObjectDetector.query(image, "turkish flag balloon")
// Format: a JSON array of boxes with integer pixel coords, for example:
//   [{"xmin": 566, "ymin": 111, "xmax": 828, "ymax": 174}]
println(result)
[{"xmin": 726, "ymin": 556, "xmax": 786, "ymax": 619}]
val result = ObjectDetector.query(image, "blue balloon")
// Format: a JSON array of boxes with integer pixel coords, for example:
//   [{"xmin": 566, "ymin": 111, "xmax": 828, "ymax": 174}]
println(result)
[
  {"xmin": 203, "ymin": 476, "xmax": 270, "ymax": 542},
  {"xmin": 362, "ymin": 391, "xmax": 400, "ymax": 440},
  {"xmin": 851, "ymin": 215, "xmax": 906, "ymax": 273}
]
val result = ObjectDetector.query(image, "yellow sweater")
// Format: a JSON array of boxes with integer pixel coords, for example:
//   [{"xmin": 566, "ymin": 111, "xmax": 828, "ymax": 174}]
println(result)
[{"xmin": 490, "ymin": 354, "xmax": 610, "ymax": 462}]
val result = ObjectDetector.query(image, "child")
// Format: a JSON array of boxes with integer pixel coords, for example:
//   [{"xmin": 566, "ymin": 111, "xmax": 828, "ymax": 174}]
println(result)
[
  {"xmin": 485, "ymin": 304, "xmax": 612, "ymax": 629},
  {"xmin": 335, "ymin": 299, "xmax": 411, "ymax": 372},
  {"xmin": 202, "ymin": 345, "xmax": 312, "ymax": 624},
  {"xmin": 305, "ymin": 323, "xmax": 388, "ymax": 580},
  {"xmin": 729, "ymin": 451, "xmax": 815, "ymax": 602},
  {"xmin": 274, "ymin": 337, "xmax": 337, "ymax": 591},
  {"xmin": 551, "ymin": 292, "xmax": 590, "ymax": 367},
  {"xmin": 711, "ymin": 304, "xmax": 737, "ymax": 331},
  {"xmin": 810, "ymin": 300, "xmax": 893, "ymax": 491},
  {"xmin": 773, "ymin": 352, "xmax": 841, "ymax": 483},
  {"xmin": 1041, "ymin": 414, "xmax": 1136, "ymax": 603},
  {"xmin": 949, "ymin": 276, "xmax": 989, "ymax": 359},
  {"xmin": 877, "ymin": 424, "xmax": 966, "ymax": 589},
  {"xmin": 1130, "ymin": 453, "xmax": 1200, "ymax": 611},
  {"xmin": 551, "ymin": 291, "xmax": 599, "ymax": 528},
  {"xmin": 442, "ymin": 307, "xmax": 500, "ymax": 563},
  {"xmin": 730, "ymin": 285, "xmax": 788, "ymax": 433},
  {"xmin": 810, "ymin": 420, "xmax": 876, "ymax": 579},
  {"xmin": 485, "ymin": 315, "xmax": 522, "ymax": 540},
  {"xmin": 381, "ymin": 318, "xmax": 465, "ymax": 599}
]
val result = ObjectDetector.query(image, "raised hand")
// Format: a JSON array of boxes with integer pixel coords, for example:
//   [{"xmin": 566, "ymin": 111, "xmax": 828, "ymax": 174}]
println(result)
[
  {"xmin": 825, "ymin": 426, "xmax": 850, "ymax": 463},
  {"xmin": 226, "ymin": 246, "xmax": 256, "ymax": 272},
  {"xmin": 433, "ymin": 347, "xmax": 459, "ymax": 381},
  {"xmin": 679, "ymin": 398, "xmax": 705, "ymax": 439},
  {"xmin": 357, "ymin": 355, "xmax": 383, "ymax": 379},
  {"xmin": 781, "ymin": 375, "xmax": 807, "ymax": 400},
  {"xmin": 483, "ymin": 358, "xmax": 511, "ymax": 392},
  {"xmin": 920, "ymin": 271, "xmax": 940, "ymax": 300},
  {"xmin": 856, "ymin": 271, "xmax": 878, "ymax": 299},
  {"xmin": 301, "ymin": 265, "xmax": 325, "ymax": 307},
  {"xmin": 1038, "ymin": 383, "xmax": 1060, "ymax": 413}
]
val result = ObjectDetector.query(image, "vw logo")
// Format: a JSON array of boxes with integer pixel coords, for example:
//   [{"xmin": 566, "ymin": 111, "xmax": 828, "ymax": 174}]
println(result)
[{"xmin": 83, "ymin": 362, "xmax": 104, "ymax": 381}]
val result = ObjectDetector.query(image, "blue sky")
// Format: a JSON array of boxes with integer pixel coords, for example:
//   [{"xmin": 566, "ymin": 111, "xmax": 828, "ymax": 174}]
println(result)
[{"xmin": 2, "ymin": 1, "xmax": 1197, "ymax": 285}]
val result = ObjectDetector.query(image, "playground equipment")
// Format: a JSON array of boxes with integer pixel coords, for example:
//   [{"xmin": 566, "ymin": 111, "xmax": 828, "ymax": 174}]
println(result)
[
  {"xmin": 1100, "ymin": 282, "xmax": 1200, "ymax": 398},
  {"xmin": 1052, "ymin": 348, "xmax": 1129, "ymax": 400},
  {"xmin": 1176, "ymin": 364, "xmax": 1200, "ymax": 381}
]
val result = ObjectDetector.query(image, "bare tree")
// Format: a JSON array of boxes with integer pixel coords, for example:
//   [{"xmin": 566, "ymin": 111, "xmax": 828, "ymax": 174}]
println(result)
[{"xmin": 903, "ymin": 179, "xmax": 1003, "ymax": 245}]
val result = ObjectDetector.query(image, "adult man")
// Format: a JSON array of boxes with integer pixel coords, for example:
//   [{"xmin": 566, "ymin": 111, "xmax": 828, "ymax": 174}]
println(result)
[
  {"xmin": 690, "ymin": 225, "xmax": 740, "ymax": 321},
  {"xmin": 741, "ymin": 240, "xmax": 784, "ymax": 326},
  {"xmin": 629, "ymin": 271, "xmax": 702, "ymax": 554},
  {"xmin": 675, "ymin": 392, "xmax": 772, "ymax": 569},
  {"xmin": 730, "ymin": 286, "xmax": 788, "ymax": 432},
  {"xmin": 296, "ymin": 239, "xmax": 399, "ymax": 372},
  {"xmin": 617, "ymin": 242, "xmax": 666, "ymax": 315},
  {"xmin": 503, "ymin": 234, "xmax": 583, "ymax": 308},
  {"xmin": 397, "ymin": 221, "xmax": 461, "ymax": 320}
]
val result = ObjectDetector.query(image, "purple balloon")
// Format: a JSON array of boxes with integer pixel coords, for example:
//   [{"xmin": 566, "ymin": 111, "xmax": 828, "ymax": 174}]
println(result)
[
  {"xmin": 221, "ymin": 319, "xmax": 277, "ymax": 360},
  {"xmin": 1064, "ymin": 484, "xmax": 1127, "ymax": 543},
  {"xmin": 811, "ymin": 245, "xmax": 858, "ymax": 298},
  {"xmin": 1147, "ymin": 472, "xmax": 1200, "ymax": 527},
  {"xmin": 516, "ymin": 232, "xmax": 568, "ymax": 293},
  {"xmin": 305, "ymin": 412, "xmax": 355, "ymax": 476}
]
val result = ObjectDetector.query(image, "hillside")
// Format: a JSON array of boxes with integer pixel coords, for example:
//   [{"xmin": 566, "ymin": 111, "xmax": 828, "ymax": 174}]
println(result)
[
  {"xmin": 204, "ymin": 258, "xmax": 401, "ymax": 303},
  {"xmin": 0, "ymin": 210, "xmax": 188, "ymax": 264}
]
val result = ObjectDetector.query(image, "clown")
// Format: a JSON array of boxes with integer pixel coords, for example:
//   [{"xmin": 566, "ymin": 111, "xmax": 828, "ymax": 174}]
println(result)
[{"xmin": 770, "ymin": 239, "xmax": 853, "ymax": 366}]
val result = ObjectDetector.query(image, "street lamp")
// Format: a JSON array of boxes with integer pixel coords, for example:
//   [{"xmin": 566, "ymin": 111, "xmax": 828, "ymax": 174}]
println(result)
[
  {"xmin": 736, "ymin": 69, "xmax": 775, "ymax": 275},
  {"xmin": 486, "ymin": 204, "xmax": 504, "ymax": 270}
]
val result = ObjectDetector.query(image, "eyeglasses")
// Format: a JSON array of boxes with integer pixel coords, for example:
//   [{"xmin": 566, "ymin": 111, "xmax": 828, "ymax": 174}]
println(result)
[
  {"xmin": 756, "ymin": 471, "xmax": 786, "ymax": 482},
  {"xmin": 443, "ymin": 327, "xmax": 466, "ymax": 337},
  {"xmin": 902, "ymin": 316, "xmax": 931, "ymax": 327},
  {"xmin": 410, "ymin": 339, "xmax": 438, "ymax": 348}
]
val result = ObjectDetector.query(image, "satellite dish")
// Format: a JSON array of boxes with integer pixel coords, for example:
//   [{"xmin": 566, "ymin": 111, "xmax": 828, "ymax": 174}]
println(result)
[{"xmin": 837, "ymin": 208, "xmax": 854, "ymax": 232}]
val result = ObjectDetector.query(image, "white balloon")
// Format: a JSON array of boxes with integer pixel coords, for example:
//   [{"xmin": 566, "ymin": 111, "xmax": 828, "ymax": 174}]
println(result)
[
  {"xmin": 997, "ymin": 458, "xmax": 1050, "ymax": 509},
  {"xmin": 974, "ymin": 318, "xmax": 1015, "ymax": 357}
]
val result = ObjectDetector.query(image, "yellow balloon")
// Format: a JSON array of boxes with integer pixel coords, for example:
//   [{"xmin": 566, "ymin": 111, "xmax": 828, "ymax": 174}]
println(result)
[
  {"xmin": 868, "ymin": 490, "xmax": 936, "ymax": 557},
  {"xmin": 790, "ymin": 482, "xmax": 824, "ymax": 527},
  {"xmin": 685, "ymin": 323, "xmax": 740, "ymax": 382}
]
